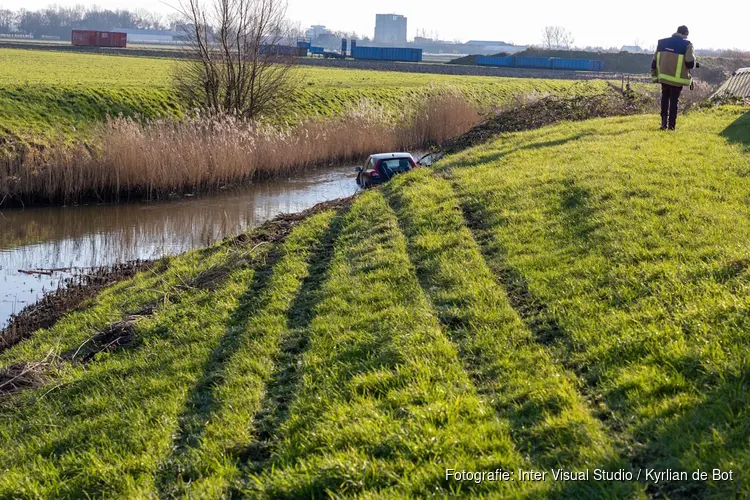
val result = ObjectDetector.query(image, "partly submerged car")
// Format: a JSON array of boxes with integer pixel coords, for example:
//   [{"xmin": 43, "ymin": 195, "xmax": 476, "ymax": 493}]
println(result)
[
  {"xmin": 355, "ymin": 153, "xmax": 417, "ymax": 188},
  {"xmin": 355, "ymin": 152, "xmax": 445, "ymax": 188}
]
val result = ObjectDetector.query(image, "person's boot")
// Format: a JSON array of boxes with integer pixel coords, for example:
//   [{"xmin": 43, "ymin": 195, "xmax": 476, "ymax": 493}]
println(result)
[{"xmin": 660, "ymin": 116, "xmax": 668, "ymax": 130}]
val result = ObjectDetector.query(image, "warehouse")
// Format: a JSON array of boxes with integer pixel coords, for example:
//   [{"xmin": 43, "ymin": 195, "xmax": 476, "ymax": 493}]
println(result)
[{"xmin": 113, "ymin": 28, "xmax": 179, "ymax": 44}]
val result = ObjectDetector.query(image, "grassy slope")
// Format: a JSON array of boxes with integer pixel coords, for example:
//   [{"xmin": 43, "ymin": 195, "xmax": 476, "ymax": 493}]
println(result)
[
  {"xmin": 443, "ymin": 106, "xmax": 750, "ymax": 498},
  {"xmin": 0, "ymin": 47, "xmax": 610, "ymax": 145},
  {"xmin": 1, "ymin": 106, "xmax": 748, "ymax": 498},
  {"xmin": 0, "ymin": 49, "xmax": 181, "ymax": 144}
]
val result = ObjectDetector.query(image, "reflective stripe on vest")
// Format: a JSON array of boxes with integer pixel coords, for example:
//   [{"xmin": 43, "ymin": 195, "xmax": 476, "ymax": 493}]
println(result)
[{"xmin": 657, "ymin": 51, "xmax": 691, "ymax": 85}]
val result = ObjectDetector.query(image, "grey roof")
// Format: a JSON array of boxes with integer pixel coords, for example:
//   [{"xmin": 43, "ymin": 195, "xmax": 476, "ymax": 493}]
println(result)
[
  {"xmin": 466, "ymin": 40, "xmax": 508, "ymax": 45},
  {"xmin": 714, "ymin": 68, "xmax": 750, "ymax": 98},
  {"xmin": 112, "ymin": 28, "xmax": 179, "ymax": 37}
]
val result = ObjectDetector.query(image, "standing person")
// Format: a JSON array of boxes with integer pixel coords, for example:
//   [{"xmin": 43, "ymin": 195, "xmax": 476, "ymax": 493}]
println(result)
[{"xmin": 651, "ymin": 26, "xmax": 699, "ymax": 130}]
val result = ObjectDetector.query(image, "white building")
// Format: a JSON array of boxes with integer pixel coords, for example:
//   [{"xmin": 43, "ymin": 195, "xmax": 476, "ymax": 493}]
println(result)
[
  {"xmin": 374, "ymin": 14, "xmax": 407, "ymax": 44},
  {"xmin": 621, "ymin": 45, "xmax": 648, "ymax": 53},
  {"xmin": 305, "ymin": 25, "xmax": 330, "ymax": 40},
  {"xmin": 114, "ymin": 28, "xmax": 179, "ymax": 44}
]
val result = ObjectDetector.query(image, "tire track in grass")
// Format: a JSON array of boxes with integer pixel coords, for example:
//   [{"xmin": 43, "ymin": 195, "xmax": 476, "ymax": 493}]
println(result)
[
  {"xmin": 437, "ymin": 111, "xmax": 750, "ymax": 498},
  {"xmin": 0, "ymin": 250, "xmax": 271, "ymax": 498},
  {"xmin": 235, "ymin": 211, "xmax": 343, "ymax": 466},
  {"xmin": 444, "ymin": 171, "xmax": 642, "ymax": 449},
  {"xmin": 244, "ymin": 190, "xmax": 540, "ymax": 498},
  {"xmin": 384, "ymin": 169, "xmax": 640, "ymax": 497},
  {"xmin": 0, "ymin": 204, "xmax": 351, "ymax": 498},
  {"xmin": 156, "ymin": 210, "xmax": 341, "ymax": 498}
]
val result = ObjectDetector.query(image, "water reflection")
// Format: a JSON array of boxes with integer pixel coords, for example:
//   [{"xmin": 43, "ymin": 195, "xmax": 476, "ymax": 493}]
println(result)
[{"xmin": 0, "ymin": 166, "xmax": 358, "ymax": 327}]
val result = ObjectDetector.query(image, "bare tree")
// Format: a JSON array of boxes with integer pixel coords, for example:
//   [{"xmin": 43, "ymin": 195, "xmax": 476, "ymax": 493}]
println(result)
[
  {"xmin": 175, "ymin": 0, "xmax": 297, "ymax": 119},
  {"xmin": 541, "ymin": 26, "xmax": 575, "ymax": 50},
  {"xmin": 0, "ymin": 9, "xmax": 17, "ymax": 32}
]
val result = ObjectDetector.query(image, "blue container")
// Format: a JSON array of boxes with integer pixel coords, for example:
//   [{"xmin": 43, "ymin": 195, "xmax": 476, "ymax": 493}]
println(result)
[
  {"xmin": 594, "ymin": 60, "xmax": 604, "ymax": 71},
  {"xmin": 515, "ymin": 56, "xmax": 552, "ymax": 69},
  {"xmin": 309, "ymin": 46, "xmax": 324, "ymax": 54},
  {"xmin": 476, "ymin": 56, "xmax": 514, "ymax": 67},
  {"xmin": 352, "ymin": 46, "xmax": 422, "ymax": 62},
  {"xmin": 552, "ymin": 58, "xmax": 596, "ymax": 71},
  {"xmin": 352, "ymin": 46, "xmax": 376, "ymax": 60}
]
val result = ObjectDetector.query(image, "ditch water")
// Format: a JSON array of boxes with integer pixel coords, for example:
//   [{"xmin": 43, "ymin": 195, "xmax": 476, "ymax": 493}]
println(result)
[{"xmin": 0, "ymin": 165, "xmax": 359, "ymax": 329}]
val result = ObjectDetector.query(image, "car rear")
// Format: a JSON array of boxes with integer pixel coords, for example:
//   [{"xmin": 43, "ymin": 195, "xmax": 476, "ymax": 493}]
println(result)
[{"xmin": 358, "ymin": 154, "xmax": 416, "ymax": 188}]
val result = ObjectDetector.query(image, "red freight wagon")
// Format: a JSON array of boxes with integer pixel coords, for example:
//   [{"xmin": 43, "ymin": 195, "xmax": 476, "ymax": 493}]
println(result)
[{"xmin": 71, "ymin": 30, "xmax": 127, "ymax": 48}]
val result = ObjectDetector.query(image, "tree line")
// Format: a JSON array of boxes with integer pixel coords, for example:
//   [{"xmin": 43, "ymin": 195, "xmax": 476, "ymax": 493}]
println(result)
[{"xmin": 0, "ymin": 6, "xmax": 180, "ymax": 38}]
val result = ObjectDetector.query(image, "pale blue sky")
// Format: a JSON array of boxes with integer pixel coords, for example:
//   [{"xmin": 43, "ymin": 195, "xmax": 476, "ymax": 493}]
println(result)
[{"xmin": 2, "ymin": 0, "xmax": 749, "ymax": 50}]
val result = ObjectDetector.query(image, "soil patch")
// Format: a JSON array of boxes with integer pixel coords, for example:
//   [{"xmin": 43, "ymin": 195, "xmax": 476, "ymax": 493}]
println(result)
[
  {"xmin": 230, "ymin": 196, "xmax": 352, "ymax": 248},
  {"xmin": 65, "ymin": 316, "xmax": 140, "ymax": 363},
  {"xmin": 441, "ymin": 91, "xmax": 649, "ymax": 155},
  {"xmin": 0, "ymin": 359, "xmax": 54, "ymax": 395}
]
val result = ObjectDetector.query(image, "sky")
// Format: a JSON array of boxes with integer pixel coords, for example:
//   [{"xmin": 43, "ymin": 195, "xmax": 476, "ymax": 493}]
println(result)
[{"xmin": 2, "ymin": 0, "xmax": 749, "ymax": 50}]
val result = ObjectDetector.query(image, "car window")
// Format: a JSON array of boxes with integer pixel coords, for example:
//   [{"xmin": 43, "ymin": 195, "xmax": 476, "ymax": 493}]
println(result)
[{"xmin": 379, "ymin": 158, "xmax": 413, "ymax": 171}]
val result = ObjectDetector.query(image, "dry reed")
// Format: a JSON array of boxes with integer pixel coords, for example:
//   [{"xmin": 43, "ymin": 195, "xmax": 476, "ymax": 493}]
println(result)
[{"xmin": 0, "ymin": 91, "xmax": 480, "ymax": 205}]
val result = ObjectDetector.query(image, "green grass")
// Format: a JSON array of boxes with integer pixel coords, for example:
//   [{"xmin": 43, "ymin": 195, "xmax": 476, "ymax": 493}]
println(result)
[
  {"xmin": 0, "ymin": 47, "xmax": 611, "ymax": 146},
  {"xmin": 382, "ymin": 170, "xmax": 632, "ymax": 497},
  {"xmin": 0, "ymin": 49, "xmax": 181, "ymax": 144},
  {"xmin": 441, "ymin": 106, "xmax": 750, "ymax": 498},
  {"xmin": 2, "ymin": 106, "xmax": 749, "ymax": 498}
]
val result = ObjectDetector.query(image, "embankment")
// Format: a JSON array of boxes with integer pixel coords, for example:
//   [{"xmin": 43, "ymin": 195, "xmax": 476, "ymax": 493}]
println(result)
[
  {"xmin": 0, "ymin": 106, "xmax": 748, "ymax": 497},
  {"xmin": 0, "ymin": 89, "xmax": 653, "ymax": 340}
]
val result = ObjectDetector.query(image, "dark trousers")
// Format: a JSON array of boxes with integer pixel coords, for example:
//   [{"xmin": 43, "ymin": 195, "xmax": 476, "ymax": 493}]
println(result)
[{"xmin": 660, "ymin": 83, "xmax": 683, "ymax": 129}]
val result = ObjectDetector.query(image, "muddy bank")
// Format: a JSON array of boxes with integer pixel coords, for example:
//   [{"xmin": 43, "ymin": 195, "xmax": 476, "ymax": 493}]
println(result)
[
  {"xmin": 0, "ymin": 196, "xmax": 353, "ymax": 356},
  {"xmin": 0, "ymin": 261, "xmax": 156, "ymax": 355},
  {"xmin": 0, "ymin": 164, "xmax": 358, "ymax": 328}
]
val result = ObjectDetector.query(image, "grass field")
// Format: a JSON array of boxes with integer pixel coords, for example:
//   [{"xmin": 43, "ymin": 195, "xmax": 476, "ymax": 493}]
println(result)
[
  {"xmin": 0, "ymin": 47, "xmax": 612, "ymax": 145},
  {"xmin": 2, "ymin": 106, "xmax": 748, "ymax": 498}
]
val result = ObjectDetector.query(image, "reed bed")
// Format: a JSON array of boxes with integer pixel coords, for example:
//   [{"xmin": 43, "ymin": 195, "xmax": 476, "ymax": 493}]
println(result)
[{"xmin": 0, "ymin": 91, "xmax": 480, "ymax": 206}]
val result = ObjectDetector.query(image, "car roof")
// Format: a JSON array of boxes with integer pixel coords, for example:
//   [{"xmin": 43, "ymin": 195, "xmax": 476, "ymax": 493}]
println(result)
[{"xmin": 368, "ymin": 152, "xmax": 414, "ymax": 161}]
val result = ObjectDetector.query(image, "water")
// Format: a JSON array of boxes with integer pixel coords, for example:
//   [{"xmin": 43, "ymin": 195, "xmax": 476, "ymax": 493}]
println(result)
[{"xmin": 0, "ymin": 165, "xmax": 358, "ymax": 328}]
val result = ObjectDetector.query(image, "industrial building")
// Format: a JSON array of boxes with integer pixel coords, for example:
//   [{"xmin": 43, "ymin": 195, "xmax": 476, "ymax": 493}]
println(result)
[
  {"xmin": 466, "ymin": 40, "xmax": 527, "ymax": 54},
  {"xmin": 620, "ymin": 45, "xmax": 648, "ymax": 53},
  {"xmin": 113, "ymin": 28, "xmax": 179, "ymax": 44},
  {"xmin": 305, "ymin": 25, "xmax": 330, "ymax": 40},
  {"xmin": 374, "ymin": 14, "xmax": 407, "ymax": 44}
]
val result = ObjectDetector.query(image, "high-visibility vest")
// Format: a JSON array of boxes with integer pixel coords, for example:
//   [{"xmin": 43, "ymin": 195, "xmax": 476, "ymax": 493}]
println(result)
[{"xmin": 654, "ymin": 36, "xmax": 692, "ymax": 86}]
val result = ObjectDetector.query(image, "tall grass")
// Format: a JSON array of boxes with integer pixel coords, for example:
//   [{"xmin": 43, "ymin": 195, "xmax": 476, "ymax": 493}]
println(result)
[{"xmin": 0, "ymin": 91, "xmax": 479, "ymax": 205}]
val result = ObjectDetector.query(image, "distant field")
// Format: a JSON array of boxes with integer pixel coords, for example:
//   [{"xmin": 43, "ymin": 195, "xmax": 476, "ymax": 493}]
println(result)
[
  {"xmin": 0, "ymin": 49, "xmax": 180, "ymax": 144},
  {"xmin": 0, "ymin": 48, "xmax": 613, "ymax": 144}
]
